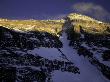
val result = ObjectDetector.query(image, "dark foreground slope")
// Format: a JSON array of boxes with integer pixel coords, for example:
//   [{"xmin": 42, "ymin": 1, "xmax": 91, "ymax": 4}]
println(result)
[{"xmin": 0, "ymin": 26, "xmax": 79, "ymax": 82}]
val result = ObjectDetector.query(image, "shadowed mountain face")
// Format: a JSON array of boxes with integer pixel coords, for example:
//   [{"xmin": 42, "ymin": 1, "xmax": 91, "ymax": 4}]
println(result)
[
  {"xmin": 0, "ymin": 13, "xmax": 110, "ymax": 82},
  {"xmin": 0, "ymin": 26, "xmax": 62, "ymax": 49},
  {"xmin": 0, "ymin": 26, "xmax": 79, "ymax": 82}
]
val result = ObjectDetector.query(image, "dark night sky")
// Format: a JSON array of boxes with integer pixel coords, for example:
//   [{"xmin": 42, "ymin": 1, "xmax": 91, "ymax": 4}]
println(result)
[{"xmin": 0, "ymin": 0, "xmax": 110, "ymax": 21}]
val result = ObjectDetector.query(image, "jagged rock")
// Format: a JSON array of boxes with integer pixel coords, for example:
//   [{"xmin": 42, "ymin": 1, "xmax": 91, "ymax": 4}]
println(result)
[
  {"xmin": 102, "ymin": 50, "xmax": 110, "ymax": 61},
  {"xmin": 78, "ymin": 46, "xmax": 93, "ymax": 58},
  {"xmin": 0, "ymin": 49, "xmax": 80, "ymax": 82},
  {"xmin": 0, "ymin": 26, "xmax": 62, "ymax": 49},
  {"xmin": 0, "ymin": 65, "xmax": 16, "ymax": 82}
]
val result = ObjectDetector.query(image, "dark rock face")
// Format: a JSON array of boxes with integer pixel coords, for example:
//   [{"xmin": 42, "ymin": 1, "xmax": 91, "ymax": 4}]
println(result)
[
  {"xmin": 17, "ymin": 67, "xmax": 47, "ymax": 82},
  {"xmin": 102, "ymin": 50, "xmax": 110, "ymax": 61},
  {"xmin": 0, "ymin": 26, "xmax": 66, "ymax": 82},
  {"xmin": 0, "ymin": 66, "xmax": 16, "ymax": 82},
  {"xmin": 0, "ymin": 26, "xmax": 62, "ymax": 49},
  {"xmin": 0, "ymin": 48, "xmax": 80, "ymax": 82},
  {"xmin": 84, "ymin": 33, "xmax": 110, "ymax": 49},
  {"xmin": 78, "ymin": 46, "xmax": 93, "ymax": 58}
]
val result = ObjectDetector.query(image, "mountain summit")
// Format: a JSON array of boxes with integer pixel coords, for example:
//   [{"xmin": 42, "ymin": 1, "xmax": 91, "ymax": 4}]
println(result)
[{"xmin": 67, "ymin": 13, "xmax": 97, "ymax": 21}]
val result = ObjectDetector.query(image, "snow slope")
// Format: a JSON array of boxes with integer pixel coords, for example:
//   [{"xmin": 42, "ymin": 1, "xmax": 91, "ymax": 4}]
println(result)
[{"xmin": 29, "ymin": 32, "xmax": 109, "ymax": 82}]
